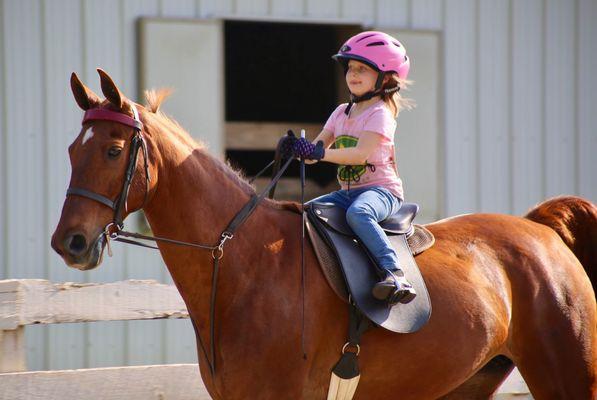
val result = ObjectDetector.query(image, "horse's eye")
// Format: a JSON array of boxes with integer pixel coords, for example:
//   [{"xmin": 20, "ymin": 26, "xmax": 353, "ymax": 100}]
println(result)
[{"xmin": 108, "ymin": 146, "xmax": 122, "ymax": 159}]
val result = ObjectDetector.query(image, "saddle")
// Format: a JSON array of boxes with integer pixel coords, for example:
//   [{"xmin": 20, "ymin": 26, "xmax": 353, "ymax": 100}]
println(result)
[{"xmin": 305, "ymin": 201, "xmax": 434, "ymax": 333}]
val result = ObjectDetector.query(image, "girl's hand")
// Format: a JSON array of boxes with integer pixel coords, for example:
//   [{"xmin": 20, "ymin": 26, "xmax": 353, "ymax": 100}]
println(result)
[{"xmin": 292, "ymin": 138, "xmax": 325, "ymax": 160}]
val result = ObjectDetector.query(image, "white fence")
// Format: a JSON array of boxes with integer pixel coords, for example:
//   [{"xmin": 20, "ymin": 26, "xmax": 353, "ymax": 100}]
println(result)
[{"xmin": 0, "ymin": 279, "xmax": 531, "ymax": 399}]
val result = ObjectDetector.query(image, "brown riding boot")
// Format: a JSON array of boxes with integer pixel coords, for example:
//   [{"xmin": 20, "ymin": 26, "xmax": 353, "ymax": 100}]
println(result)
[{"xmin": 372, "ymin": 269, "xmax": 417, "ymax": 305}]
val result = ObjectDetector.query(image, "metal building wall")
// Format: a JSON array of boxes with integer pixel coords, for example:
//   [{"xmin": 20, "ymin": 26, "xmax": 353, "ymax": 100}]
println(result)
[{"xmin": 0, "ymin": 0, "xmax": 595, "ymax": 370}]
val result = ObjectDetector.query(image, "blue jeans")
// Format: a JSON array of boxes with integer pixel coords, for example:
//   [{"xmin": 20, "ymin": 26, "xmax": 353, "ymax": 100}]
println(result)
[{"xmin": 307, "ymin": 186, "xmax": 403, "ymax": 271}]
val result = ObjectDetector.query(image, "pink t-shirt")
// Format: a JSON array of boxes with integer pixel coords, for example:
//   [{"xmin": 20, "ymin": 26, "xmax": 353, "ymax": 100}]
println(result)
[{"xmin": 323, "ymin": 101, "xmax": 404, "ymax": 200}]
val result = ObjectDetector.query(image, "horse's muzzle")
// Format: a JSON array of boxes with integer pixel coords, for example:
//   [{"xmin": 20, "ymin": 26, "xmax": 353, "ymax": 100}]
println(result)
[{"xmin": 51, "ymin": 230, "xmax": 105, "ymax": 270}]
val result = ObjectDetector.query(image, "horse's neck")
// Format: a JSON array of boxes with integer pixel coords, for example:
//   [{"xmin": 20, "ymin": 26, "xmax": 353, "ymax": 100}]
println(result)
[{"xmin": 141, "ymin": 126, "xmax": 278, "ymax": 318}]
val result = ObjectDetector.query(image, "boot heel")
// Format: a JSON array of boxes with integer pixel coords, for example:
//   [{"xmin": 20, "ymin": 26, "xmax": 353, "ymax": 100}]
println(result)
[
  {"xmin": 397, "ymin": 287, "xmax": 417, "ymax": 304},
  {"xmin": 372, "ymin": 282, "xmax": 395, "ymax": 300}
]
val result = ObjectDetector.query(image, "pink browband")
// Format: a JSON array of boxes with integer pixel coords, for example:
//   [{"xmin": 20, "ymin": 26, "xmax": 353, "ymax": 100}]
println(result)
[{"xmin": 83, "ymin": 108, "xmax": 143, "ymax": 130}]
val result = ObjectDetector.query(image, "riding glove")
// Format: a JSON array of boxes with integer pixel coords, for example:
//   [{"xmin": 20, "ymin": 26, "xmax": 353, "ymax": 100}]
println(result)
[{"xmin": 293, "ymin": 138, "xmax": 325, "ymax": 161}]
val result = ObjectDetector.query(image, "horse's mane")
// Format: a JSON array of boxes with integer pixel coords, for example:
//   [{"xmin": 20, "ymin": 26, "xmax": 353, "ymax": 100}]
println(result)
[{"xmin": 142, "ymin": 89, "xmax": 302, "ymax": 214}]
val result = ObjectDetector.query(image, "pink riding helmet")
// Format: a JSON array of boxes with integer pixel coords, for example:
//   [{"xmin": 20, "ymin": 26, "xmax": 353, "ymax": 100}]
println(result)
[{"xmin": 332, "ymin": 31, "xmax": 410, "ymax": 80}]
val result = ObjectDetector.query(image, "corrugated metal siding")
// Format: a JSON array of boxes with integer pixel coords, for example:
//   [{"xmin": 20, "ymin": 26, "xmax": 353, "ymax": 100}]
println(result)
[
  {"xmin": 512, "ymin": 0, "xmax": 544, "ymax": 214},
  {"xmin": 44, "ymin": 0, "xmax": 86, "ymax": 371},
  {"xmin": 0, "ymin": 0, "xmax": 595, "ymax": 371},
  {"xmin": 0, "ymin": 0, "xmax": 6, "ymax": 294},
  {"xmin": 579, "ymin": 0, "xmax": 597, "ymax": 200}
]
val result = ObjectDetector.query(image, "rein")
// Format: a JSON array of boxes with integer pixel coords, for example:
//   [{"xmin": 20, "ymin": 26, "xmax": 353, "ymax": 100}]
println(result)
[{"xmin": 66, "ymin": 104, "xmax": 295, "ymax": 377}]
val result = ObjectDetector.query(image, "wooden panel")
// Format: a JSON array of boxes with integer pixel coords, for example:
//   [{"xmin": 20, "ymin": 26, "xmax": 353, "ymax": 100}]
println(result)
[
  {"xmin": 478, "ymin": 0, "xmax": 510, "ymax": 213},
  {"xmin": 376, "ymin": 0, "xmax": 409, "ymax": 29},
  {"xmin": 3, "ymin": 0, "xmax": 46, "ymax": 371},
  {"xmin": 0, "ymin": 364, "xmax": 210, "ymax": 400},
  {"xmin": 496, "ymin": 368, "xmax": 531, "ymax": 397},
  {"xmin": 236, "ymin": 0, "xmax": 269, "ymax": 16},
  {"xmin": 0, "ymin": 327, "xmax": 25, "ymax": 373},
  {"xmin": 511, "ymin": 0, "xmax": 544, "ymax": 214},
  {"xmin": 0, "ymin": 363, "xmax": 530, "ymax": 399},
  {"xmin": 0, "ymin": 280, "xmax": 187, "ymax": 329},
  {"xmin": 43, "ymin": 0, "xmax": 87, "ymax": 371},
  {"xmin": 271, "ymin": 0, "xmax": 304, "ymax": 18},
  {"xmin": 443, "ymin": 0, "xmax": 478, "ymax": 216},
  {"xmin": 305, "ymin": 0, "xmax": 339, "ymax": 19},
  {"xmin": 411, "ymin": 0, "xmax": 442, "ymax": 30},
  {"xmin": 226, "ymin": 121, "xmax": 322, "ymax": 149},
  {"xmin": 139, "ymin": 18, "xmax": 224, "ymax": 157},
  {"xmin": 381, "ymin": 31, "xmax": 441, "ymax": 223},
  {"xmin": 578, "ymin": 0, "xmax": 597, "ymax": 202},
  {"xmin": 544, "ymin": 0, "xmax": 575, "ymax": 198},
  {"xmin": 160, "ymin": 0, "xmax": 197, "ymax": 17}
]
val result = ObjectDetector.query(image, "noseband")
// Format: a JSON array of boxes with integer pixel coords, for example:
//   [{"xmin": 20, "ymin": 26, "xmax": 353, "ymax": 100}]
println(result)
[{"xmin": 66, "ymin": 104, "xmax": 150, "ymax": 233}]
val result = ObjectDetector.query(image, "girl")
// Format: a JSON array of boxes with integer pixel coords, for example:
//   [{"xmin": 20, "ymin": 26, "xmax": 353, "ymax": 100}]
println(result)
[{"xmin": 293, "ymin": 31, "xmax": 415, "ymax": 305}]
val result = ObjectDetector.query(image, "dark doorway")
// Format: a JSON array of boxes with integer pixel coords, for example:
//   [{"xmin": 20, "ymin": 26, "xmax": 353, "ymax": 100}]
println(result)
[{"xmin": 225, "ymin": 20, "xmax": 340, "ymax": 123}]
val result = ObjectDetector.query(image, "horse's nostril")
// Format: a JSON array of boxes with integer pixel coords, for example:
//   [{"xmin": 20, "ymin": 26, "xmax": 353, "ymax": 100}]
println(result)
[{"xmin": 66, "ymin": 233, "xmax": 88, "ymax": 256}]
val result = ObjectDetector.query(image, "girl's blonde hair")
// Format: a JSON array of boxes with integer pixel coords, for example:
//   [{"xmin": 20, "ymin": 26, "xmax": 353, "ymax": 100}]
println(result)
[{"xmin": 381, "ymin": 74, "xmax": 415, "ymax": 117}]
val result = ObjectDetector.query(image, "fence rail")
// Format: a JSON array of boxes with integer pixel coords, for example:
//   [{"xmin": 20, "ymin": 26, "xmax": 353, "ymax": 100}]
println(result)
[{"xmin": 0, "ymin": 279, "xmax": 531, "ymax": 399}]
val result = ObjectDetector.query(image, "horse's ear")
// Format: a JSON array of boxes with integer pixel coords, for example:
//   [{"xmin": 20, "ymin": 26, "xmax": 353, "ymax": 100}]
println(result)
[
  {"xmin": 97, "ymin": 68, "xmax": 125, "ymax": 110},
  {"xmin": 70, "ymin": 72, "xmax": 100, "ymax": 110}
]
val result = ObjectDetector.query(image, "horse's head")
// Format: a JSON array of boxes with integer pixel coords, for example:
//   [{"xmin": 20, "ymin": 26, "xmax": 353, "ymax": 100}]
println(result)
[{"xmin": 51, "ymin": 69, "xmax": 156, "ymax": 270}]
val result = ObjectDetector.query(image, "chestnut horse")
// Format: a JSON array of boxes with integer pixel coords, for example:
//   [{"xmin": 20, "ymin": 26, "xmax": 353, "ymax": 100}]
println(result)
[{"xmin": 52, "ymin": 70, "xmax": 596, "ymax": 399}]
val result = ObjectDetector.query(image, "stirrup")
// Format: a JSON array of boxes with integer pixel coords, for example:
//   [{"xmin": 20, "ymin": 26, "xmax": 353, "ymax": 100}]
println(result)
[{"xmin": 372, "ymin": 270, "xmax": 417, "ymax": 305}]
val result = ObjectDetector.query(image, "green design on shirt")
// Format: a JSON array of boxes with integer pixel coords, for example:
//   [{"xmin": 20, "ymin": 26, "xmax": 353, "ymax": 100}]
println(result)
[{"xmin": 335, "ymin": 135, "xmax": 367, "ymax": 182}]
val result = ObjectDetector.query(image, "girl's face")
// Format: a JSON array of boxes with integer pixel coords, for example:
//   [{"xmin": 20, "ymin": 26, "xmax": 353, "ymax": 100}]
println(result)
[{"xmin": 346, "ymin": 60, "xmax": 379, "ymax": 97}]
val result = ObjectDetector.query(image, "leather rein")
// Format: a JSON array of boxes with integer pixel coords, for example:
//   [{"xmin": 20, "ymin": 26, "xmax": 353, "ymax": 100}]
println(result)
[{"xmin": 66, "ymin": 104, "xmax": 294, "ymax": 377}]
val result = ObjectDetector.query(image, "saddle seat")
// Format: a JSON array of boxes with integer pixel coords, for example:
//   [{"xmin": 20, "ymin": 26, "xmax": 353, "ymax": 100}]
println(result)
[{"xmin": 310, "ymin": 201, "xmax": 419, "ymax": 237}]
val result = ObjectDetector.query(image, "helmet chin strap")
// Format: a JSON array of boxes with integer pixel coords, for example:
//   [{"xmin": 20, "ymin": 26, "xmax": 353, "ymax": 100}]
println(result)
[{"xmin": 344, "ymin": 72, "xmax": 400, "ymax": 115}]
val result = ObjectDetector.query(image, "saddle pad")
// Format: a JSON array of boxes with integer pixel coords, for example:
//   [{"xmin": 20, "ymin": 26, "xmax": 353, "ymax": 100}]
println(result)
[{"xmin": 306, "ymin": 218, "xmax": 433, "ymax": 333}]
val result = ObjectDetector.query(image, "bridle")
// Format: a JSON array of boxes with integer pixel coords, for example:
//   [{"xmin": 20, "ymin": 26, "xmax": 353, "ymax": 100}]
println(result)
[
  {"xmin": 67, "ymin": 105, "xmax": 151, "ymax": 246},
  {"xmin": 67, "ymin": 104, "xmax": 237, "ymax": 258},
  {"xmin": 65, "ymin": 104, "xmax": 294, "ymax": 376}
]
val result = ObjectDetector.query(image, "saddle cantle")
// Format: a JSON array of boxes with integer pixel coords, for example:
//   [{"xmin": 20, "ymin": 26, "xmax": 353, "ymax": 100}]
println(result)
[{"xmin": 305, "ymin": 201, "xmax": 434, "ymax": 333}]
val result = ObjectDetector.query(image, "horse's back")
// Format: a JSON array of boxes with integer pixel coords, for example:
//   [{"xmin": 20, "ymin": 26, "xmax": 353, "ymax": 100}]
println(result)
[{"xmin": 423, "ymin": 212, "xmax": 591, "ymax": 293}]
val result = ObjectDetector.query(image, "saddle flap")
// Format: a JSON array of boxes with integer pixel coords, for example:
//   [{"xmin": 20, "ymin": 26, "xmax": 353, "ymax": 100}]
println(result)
[
  {"xmin": 305, "ymin": 210, "xmax": 432, "ymax": 333},
  {"xmin": 308, "ymin": 201, "xmax": 420, "ymax": 236}
]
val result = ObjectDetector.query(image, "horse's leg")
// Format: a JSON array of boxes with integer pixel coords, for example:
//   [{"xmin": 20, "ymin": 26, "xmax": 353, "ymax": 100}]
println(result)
[
  {"xmin": 436, "ymin": 356, "xmax": 515, "ymax": 400},
  {"xmin": 510, "ymin": 328, "xmax": 595, "ymax": 400},
  {"xmin": 507, "ymin": 261, "xmax": 596, "ymax": 398}
]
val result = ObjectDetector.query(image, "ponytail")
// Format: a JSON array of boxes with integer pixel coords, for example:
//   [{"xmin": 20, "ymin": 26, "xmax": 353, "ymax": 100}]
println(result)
[{"xmin": 381, "ymin": 74, "xmax": 414, "ymax": 118}]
